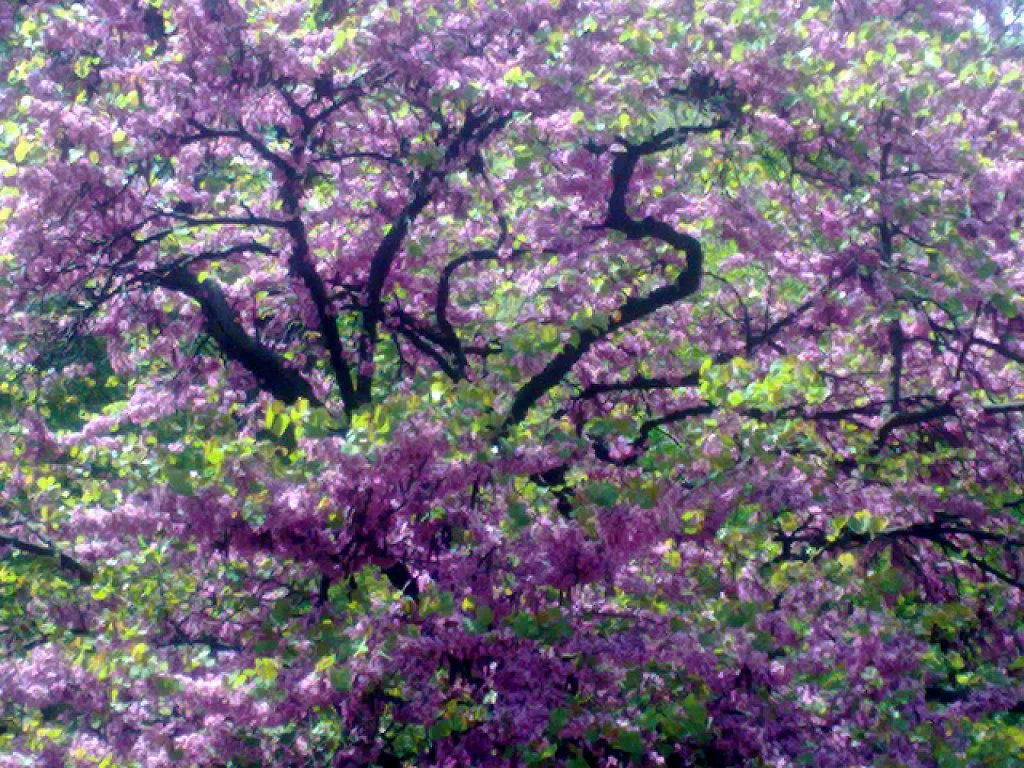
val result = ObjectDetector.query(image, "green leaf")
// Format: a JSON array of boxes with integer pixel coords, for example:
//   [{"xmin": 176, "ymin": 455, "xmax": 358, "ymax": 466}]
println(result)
[
  {"xmin": 429, "ymin": 719, "xmax": 451, "ymax": 739},
  {"xmin": 681, "ymin": 693, "xmax": 708, "ymax": 738},
  {"xmin": 329, "ymin": 667, "xmax": 352, "ymax": 691},
  {"xmin": 507, "ymin": 500, "xmax": 531, "ymax": 532},
  {"xmin": 587, "ymin": 481, "xmax": 619, "ymax": 508},
  {"xmin": 612, "ymin": 729, "xmax": 645, "ymax": 757},
  {"xmin": 467, "ymin": 603, "xmax": 493, "ymax": 634},
  {"xmin": 547, "ymin": 707, "xmax": 570, "ymax": 735},
  {"xmin": 992, "ymin": 293, "xmax": 1018, "ymax": 318},
  {"xmin": 152, "ymin": 675, "xmax": 181, "ymax": 696},
  {"xmin": 503, "ymin": 65, "xmax": 524, "ymax": 85},
  {"xmin": 165, "ymin": 468, "xmax": 193, "ymax": 495},
  {"xmin": 254, "ymin": 657, "xmax": 279, "ymax": 684}
]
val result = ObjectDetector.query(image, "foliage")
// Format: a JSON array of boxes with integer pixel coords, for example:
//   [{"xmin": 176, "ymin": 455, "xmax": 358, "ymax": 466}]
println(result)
[{"xmin": 1, "ymin": 1, "xmax": 1023, "ymax": 766}]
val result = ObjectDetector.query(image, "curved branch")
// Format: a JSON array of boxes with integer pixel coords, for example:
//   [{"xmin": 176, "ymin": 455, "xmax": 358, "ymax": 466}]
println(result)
[
  {"xmin": 434, "ymin": 248, "xmax": 503, "ymax": 377},
  {"xmin": 284, "ymin": 217, "xmax": 358, "ymax": 412},
  {"xmin": 498, "ymin": 141, "xmax": 704, "ymax": 438},
  {"xmin": 182, "ymin": 120, "xmax": 297, "ymax": 181},
  {"xmin": 591, "ymin": 404, "xmax": 715, "ymax": 466},
  {"xmin": 157, "ymin": 266, "xmax": 319, "ymax": 405},
  {"xmin": 571, "ymin": 372, "xmax": 702, "ymax": 404},
  {"xmin": 0, "ymin": 534, "xmax": 93, "ymax": 584},
  {"xmin": 356, "ymin": 110, "xmax": 512, "ymax": 404},
  {"xmin": 777, "ymin": 521, "xmax": 1024, "ymax": 589},
  {"xmin": 393, "ymin": 322, "xmax": 461, "ymax": 381},
  {"xmin": 870, "ymin": 404, "xmax": 956, "ymax": 455},
  {"xmin": 357, "ymin": 187, "xmax": 434, "ymax": 402},
  {"xmin": 499, "ymin": 272, "xmax": 702, "ymax": 438}
]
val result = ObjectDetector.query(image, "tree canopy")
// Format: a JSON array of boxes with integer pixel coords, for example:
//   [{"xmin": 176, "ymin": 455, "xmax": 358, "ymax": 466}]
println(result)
[{"xmin": 1, "ymin": 1, "xmax": 1023, "ymax": 766}]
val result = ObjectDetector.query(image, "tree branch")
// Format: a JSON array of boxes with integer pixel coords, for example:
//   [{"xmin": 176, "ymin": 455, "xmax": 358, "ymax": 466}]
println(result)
[
  {"xmin": 157, "ymin": 266, "xmax": 320, "ymax": 405},
  {"xmin": 356, "ymin": 109, "xmax": 511, "ymax": 404},
  {"xmin": 283, "ymin": 217, "xmax": 358, "ymax": 412},
  {"xmin": 870, "ymin": 404, "xmax": 956, "ymax": 455},
  {"xmin": 571, "ymin": 373, "xmax": 701, "ymax": 403},
  {"xmin": 498, "ymin": 139, "xmax": 705, "ymax": 438},
  {"xmin": 182, "ymin": 120, "xmax": 297, "ymax": 181},
  {"xmin": 434, "ymin": 248, "xmax": 504, "ymax": 378},
  {"xmin": 0, "ymin": 534, "xmax": 94, "ymax": 584},
  {"xmin": 357, "ymin": 187, "xmax": 434, "ymax": 403},
  {"xmin": 776, "ymin": 521, "xmax": 1024, "ymax": 589}
]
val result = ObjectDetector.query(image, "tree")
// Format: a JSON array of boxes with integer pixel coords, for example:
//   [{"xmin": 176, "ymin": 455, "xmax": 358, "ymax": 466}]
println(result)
[{"xmin": 1, "ymin": 0, "xmax": 1023, "ymax": 765}]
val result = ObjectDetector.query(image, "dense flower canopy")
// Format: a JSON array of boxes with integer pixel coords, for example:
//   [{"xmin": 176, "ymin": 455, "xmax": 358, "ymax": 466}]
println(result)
[{"xmin": 1, "ymin": 0, "xmax": 1023, "ymax": 765}]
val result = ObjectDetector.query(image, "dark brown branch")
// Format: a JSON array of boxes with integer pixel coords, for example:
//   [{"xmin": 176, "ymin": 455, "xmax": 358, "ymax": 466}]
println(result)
[
  {"xmin": 182, "ymin": 120, "xmax": 297, "ymax": 181},
  {"xmin": 435, "ymin": 248, "xmax": 503, "ymax": 378},
  {"xmin": 631, "ymin": 120, "xmax": 733, "ymax": 156},
  {"xmin": 284, "ymin": 217, "xmax": 357, "ymax": 412},
  {"xmin": 498, "ymin": 141, "xmax": 704, "ymax": 438},
  {"xmin": 499, "ymin": 274, "xmax": 702, "ymax": 438},
  {"xmin": 973, "ymin": 336, "xmax": 1024, "ymax": 365},
  {"xmin": 529, "ymin": 464, "xmax": 575, "ymax": 518},
  {"xmin": 182, "ymin": 115, "xmax": 361, "ymax": 409},
  {"xmin": 393, "ymin": 322, "xmax": 461, "ymax": 382},
  {"xmin": 0, "ymin": 534, "xmax": 93, "ymax": 584},
  {"xmin": 320, "ymin": 149, "xmax": 403, "ymax": 168},
  {"xmin": 356, "ymin": 110, "xmax": 511, "ymax": 405},
  {"xmin": 572, "ymin": 373, "xmax": 701, "ymax": 403},
  {"xmin": 381, "ymin": 561, "xmax": 419, "ymax": 601},
  {"xmin": 144, "ymin": 241, "xmax": 273, "ymax": 274},
  {"xmin": 159, "ymin": 212, "xmax": 291, "ymax": 229},
  {"xmin": 357, "ymin": 187, "xmax": 434, "ymax": 403},
  {"xmin": 870, "ymin": 404, "xmax": 956, "ymax": 455},
  {"xmin": 162, "ymin": 632, "xmax": 242, "ymax": 654},
  {"xmin": 310, "ymin": 76, "xmax": 378, "ymax": 127},
  {"xmin": 889, "ymin": 321, "xmax": 905, "ymax": 412},
  {"xmin": 776, "ymin": 521, "xmax": 1024, "ymax": 588},
  {"xmin": 984, "ymin": 401, "xmax": 1024, "ymax": 415},
  {"xmin": 591, "ymin": 404, "xmax": 714, "ymax": 466},
  {"xmin": 157, "ymin": 266, "xmax": 319, "ymax": 405},
  {"xmin": 604, "ymin": 151, "xmax": 703, "ymax": 282},
  {"xmin": 592, "ymin": 391, "xmax": 1020, "ymax": 467},
  {"xmin": 274, "ymin": 82, "xmax": 314, "ymax": 135},
  {"xmin": 557, "ymin": 268, "xmax": 851, "ymax": 420}
]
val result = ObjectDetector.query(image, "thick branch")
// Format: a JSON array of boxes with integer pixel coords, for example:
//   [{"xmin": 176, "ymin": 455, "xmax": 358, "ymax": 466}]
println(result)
[
  {"xmin": 572, "ymin": 373, "xmax": 701, "ymax": 403},
  {"xmin": 158, "ymin": 267, "xmax": 319, "ymax": 405},
  {"xmin": 498, "ymin": 143, "xmax": 704, "ymax": 437},
  {"xmin": 182, "ymin": 120, "xmax": 297, "ymax": 181},
  {"xmin": 0, "ymin": 534, "xmax": 93, "ymax": 584},
  {"xmin": 356, "ymin": 110, "xmax": 511, "ymax": 404},
  {"xmin": 500, "ymin": 275, "xmax": 702, "ymax": 437},
  {"xmin": 435, "ymin": 248, "xmax": 502, "ymax": 377},
  {"xmin": 777, "ymin": 521, "xmax": 1023, "ymax": 589},
  {"xmin": 160, "ymin": 212, "xmax": 291, "ymax": 229},
  {"xmin": 393, "ymin": 322, "xmax": 461, "ymax": 382},
  {"xmin": 558, "ymin": 270, "xmax": 851, "ymax": 418},
  {"xmin": 357, "ymin": 188, "xmax": 434, "ymax": 403},
  {"xmin": 592, "ymin": 404, "xmax": 715, "ymax": 466},
  {"xmin": 984, "ymin": 401, "xmax": 1024, "ymax": 415},
  {"xmin": 889, "ymin": 321, "xmax": 905, "ymax": 412},
  {"xmin": 973, "ymin": 336, "xmax": 1024, "ymax": 365},
  {"xmin": 284, "ymin": 218, "xmax": 357, "ymax": 412},
  {"xmin": 870, "ymin": 404, "xmax": 956, "ymax": 454}
]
